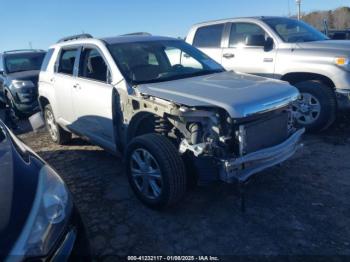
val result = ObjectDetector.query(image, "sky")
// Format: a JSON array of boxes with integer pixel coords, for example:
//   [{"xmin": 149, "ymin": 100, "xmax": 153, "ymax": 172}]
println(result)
[{"xmin": 1, "ymin": 0, "xmax": 349, "ymax": 52}]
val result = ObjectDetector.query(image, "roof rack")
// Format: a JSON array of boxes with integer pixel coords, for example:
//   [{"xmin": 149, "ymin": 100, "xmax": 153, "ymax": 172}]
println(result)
[
  {"xmin": 120, "ymin": 32, "xmax": 152, "ymax": 36},
  {"xmin": 3, "ymin": 49, "xmax": 45, "ymax": 54},
  {"xmin": 57, "ymin": 33, "xmax": 93, "ymax": 43}
]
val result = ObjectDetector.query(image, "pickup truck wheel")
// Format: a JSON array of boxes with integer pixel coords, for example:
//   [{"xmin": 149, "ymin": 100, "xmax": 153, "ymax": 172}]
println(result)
[
  {"xmin": 292, "ymin": 80, "xmax": 336, "ymax": 132},
  {"xmin": 126, "ymin": 133, "xmax": 187, "ymax": 209},
  {"xmin": 44, "ymin": 104, "xmax": 72, "ymax": 144}
]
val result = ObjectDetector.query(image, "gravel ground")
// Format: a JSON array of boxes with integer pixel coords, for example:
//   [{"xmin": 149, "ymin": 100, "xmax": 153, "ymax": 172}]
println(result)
[{"xmin": 1, "ymin": 109, "xmax": 350, "ymax": 260}]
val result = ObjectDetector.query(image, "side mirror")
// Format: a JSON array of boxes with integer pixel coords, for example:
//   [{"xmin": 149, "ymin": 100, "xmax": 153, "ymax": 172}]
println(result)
[
  {"xmin": 245, "ymin": 35, "xmax": 266, "ymax": 47},
  {"xmin": 264, "ymin": 37, "xmax": 274, "ymax": 50}
]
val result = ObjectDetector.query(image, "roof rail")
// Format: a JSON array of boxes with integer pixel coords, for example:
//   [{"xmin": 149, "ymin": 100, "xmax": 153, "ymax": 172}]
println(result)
[
  {"xmin": 120, "ymin": 32, "xmax": 152, "ymax": 36},
  {"xmin": 3, "ymin": 49, "xmax": 45, "ymax": 54},
  {"xmin": 57, "ymin": 33, "xmax": 93, "ymax": 43}
]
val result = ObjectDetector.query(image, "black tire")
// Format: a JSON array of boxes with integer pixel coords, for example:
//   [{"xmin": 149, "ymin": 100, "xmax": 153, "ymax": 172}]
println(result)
[
  {"xmin": 6, "ymin": 93, "xmax": 24, "ymax": 119},
  {"xmin": 44, "ymin": 104, "xmax": 72, "ymax": 144},
  {"xmin": 293, "ymin": 80, "xmax": 336, "ymax": 132},
  {"xmin": 126, "ymin": 133, "xmax": 187, "ymax": 209}
]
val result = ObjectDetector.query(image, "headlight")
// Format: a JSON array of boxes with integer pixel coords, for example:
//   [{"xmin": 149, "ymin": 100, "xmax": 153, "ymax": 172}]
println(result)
[
  {"xmin": 9, "ymin": 165, "xmax": 72, "ymax": 260},
  {"xmin": 335, "ymin": 57, "xmax": 350, "ymax": 69},
  {"xmin": 10, "ymin": 80, "xmax": 35, "ymax": 89}
]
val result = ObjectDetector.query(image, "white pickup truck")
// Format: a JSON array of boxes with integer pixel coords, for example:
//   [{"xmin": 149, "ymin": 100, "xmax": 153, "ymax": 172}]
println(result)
[{"xmin": 187, "ymin": 16, "xmax": 350, "ymax": 132}]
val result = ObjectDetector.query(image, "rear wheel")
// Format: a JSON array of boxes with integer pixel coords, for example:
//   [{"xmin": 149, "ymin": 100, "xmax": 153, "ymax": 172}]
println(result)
[
  {"xmin": 44, "ymin": 104, "xmax": 72, "ymax": 144},
  {"xmin": 126, "ymin": 133, "xmax": 187, "ymax": 209},
  {"xmin": 292, "ymin": 80, "xmax": 336, "ymax": 132}
]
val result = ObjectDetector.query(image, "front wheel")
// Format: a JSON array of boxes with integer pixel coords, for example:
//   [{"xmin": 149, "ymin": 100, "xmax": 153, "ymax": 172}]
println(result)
[
  {"xmin": 6, "ymin": 93, "xmax": 23, "ymax": 120},
  {"xmin": 292, "ymin": 80, "xmax": 336, "ymax": 132},
  {"xmin": 126, "ymin": 133, "xmax": 187, "ymax": 209},
  {"xmin": 44, "ymin": 104, "xmax": 72, "ymax": 144}
]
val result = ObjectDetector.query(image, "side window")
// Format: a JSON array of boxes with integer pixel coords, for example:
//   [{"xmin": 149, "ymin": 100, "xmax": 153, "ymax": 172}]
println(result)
[
  {"xmin": 40, "ymin": 49, "xmax": 54, "ymax": 72},
  {"xmin": 79, "ymin": 48, "xmax": 109, "ymax": 82},
  {"xmin": 164, "ymin": 47, "xmax": 202, "ymax": 69},
  {"xmin": 229, "ymin": 23, "xmax": 266, "ymax": 47},
  {"xmin": 148, "ymin": 53, "xmax": 159, "ymax": 65},
  {"xmin": 193, "ymin": 24, "xmax": 224, "ymax": 48},
  {"xmin": 57, "ymin": 48, "xmax": 78, "ymax": 75}
]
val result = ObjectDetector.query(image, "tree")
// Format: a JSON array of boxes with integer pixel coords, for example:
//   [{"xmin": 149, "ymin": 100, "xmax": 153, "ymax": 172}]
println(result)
[{"xmin": 302, "ymin": 6, "xmax": 350, "ymax": 30}]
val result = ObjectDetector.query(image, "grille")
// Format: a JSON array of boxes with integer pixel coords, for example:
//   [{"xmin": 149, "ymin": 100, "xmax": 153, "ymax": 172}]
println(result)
[{"xmin": 240, "ymin": 112, "xmax": 289, "ymax": 155}]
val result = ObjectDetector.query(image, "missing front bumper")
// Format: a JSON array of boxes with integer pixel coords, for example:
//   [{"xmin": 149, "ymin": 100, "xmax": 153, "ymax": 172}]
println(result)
[{"xmin": 219, "ymin": 128, "xmax": 305, "ymax": 183}]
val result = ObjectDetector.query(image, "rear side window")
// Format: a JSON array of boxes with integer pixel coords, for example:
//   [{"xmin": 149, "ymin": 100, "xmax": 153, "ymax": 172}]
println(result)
[
  {"xmin": 57, "ymin": 48, "xmax": 78, "ymax": 75},
  {"xmin": 193, "ymin": 24, "xmax": 224, "ymax": 48},
  {"xmin": 40, "ymin": 49, "xmax": 54, "ymax": 71},
  {"xmin": 79, "ymin": 48, "xmax": 109, "ymax": 82}
]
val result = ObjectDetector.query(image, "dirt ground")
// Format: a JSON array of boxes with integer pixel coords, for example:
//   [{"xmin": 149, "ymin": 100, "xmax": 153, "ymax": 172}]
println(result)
[{"xmin": 1, "ymin": 109, "xmax": 350, "ymax": 260}]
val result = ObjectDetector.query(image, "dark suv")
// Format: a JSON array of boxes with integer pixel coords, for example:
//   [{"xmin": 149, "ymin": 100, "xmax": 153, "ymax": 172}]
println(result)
[{"xmin": 0, "ymin": 49, "xmax": 46, "ymax": 117}]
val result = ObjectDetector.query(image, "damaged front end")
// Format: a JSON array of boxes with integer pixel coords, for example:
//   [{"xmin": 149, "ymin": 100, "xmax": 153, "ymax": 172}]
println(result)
[{"xmin": 176, "ymin": 105, "xmax": 304, "ymax": 183}]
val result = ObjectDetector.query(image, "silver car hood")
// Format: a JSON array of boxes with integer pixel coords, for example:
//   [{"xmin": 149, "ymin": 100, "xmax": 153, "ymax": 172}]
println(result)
[
  {"xmin": 136, "ymin": 71, "xmax": 299, "ymax": 118},
  {"xmin": 296, "ymin": 40, "xmax": 350, "ymax": 52}
]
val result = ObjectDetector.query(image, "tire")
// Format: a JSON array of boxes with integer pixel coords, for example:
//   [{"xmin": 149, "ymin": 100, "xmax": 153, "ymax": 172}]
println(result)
[
  {"xmin": 44, "ymin": 104, "xmax": 72, "ymax": 144},
  {"xmin": 126, "ymin": 133, "xmax": 187, "ymax": 209},
  {"xmin": 6, "ymin": 93, "xmax": 24, "ymax": 119},
  {"xmin": 292, "ymin": 80, "xmax": 336, "ymax": 132}
]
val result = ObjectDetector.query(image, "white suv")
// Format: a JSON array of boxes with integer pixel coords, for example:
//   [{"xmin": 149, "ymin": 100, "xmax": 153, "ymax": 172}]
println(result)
[{"xmin": 38, "ymin": 33, "xmax": 303, "ymax": 209}]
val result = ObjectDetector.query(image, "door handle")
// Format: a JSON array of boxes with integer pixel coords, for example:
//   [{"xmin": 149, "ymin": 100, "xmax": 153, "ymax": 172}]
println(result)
[
  {"xmin": 50, "ymin": 77, "xmax": 55, "ymax": 83},
  {"xmin": 73, "ymin": 83, "xmax": 80, "ymax": 89},
  {"xmin": 263, "ymin": 58, "xmax": 274, "ymax": 63},
  {"xmin": 223, "ymin": 53, "xmax": 235, "ymax": 59}
]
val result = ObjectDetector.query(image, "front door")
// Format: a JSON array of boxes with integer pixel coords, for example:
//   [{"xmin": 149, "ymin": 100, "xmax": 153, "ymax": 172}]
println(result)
[
  {"xmin": 72, "ymin": 46, "xmax": 115, "ymax": 152},
  {"xmin": 221, "ymin": 22, "xmax": 277, "ymax": 78}
]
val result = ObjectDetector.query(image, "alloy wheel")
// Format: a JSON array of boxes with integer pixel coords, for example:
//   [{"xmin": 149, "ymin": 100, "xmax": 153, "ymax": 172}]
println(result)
[
  {"xmin": 130, "ymin": 148, "xmax": 163, "ymax": 200},
  {"xmin": 45, "ymin": 109, "xmax": 58, "ymax": 141},
  {"xmin": 292, "ymin": 92, "xmax": 321, "ymax": 125}
]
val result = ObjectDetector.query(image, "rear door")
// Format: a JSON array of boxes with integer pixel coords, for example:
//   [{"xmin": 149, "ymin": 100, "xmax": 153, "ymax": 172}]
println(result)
[
  {"xmin": 221, "ymin": 22, "xmax": 277, "ymax": 78},
  {"xmin": 53, "ymin": 47, "xmax": 80, "ymax": 125},
  {"xmin": 191, "ymin": 23, "xmax": 225, "ymax": 64},
  {"xmin": 72, "ymin": 46, "xmax": 115, "ymax": 151}
]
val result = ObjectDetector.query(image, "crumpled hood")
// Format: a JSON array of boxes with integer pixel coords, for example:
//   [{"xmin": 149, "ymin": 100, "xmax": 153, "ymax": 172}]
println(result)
[
  {"xmin": 137, "ymin": 71, "xmax": 299, "ymax": 118},
  {"xmin": 296, "ymin": 40, "xmax": 350, "ymax": 52}
]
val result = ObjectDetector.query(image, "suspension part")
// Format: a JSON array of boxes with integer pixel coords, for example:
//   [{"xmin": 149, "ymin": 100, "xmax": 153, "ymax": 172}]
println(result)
[{"xmin": 155, "ymin": 116, "xmax": 172, "ymax": 135}]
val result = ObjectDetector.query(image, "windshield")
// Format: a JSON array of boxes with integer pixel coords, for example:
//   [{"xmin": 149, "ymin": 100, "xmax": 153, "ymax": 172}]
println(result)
[
  {"xmin": 108, "ymin": 40, "xmax": 225, "ymax": 85},
  {"xmin": 264, "ymin": 17, "xmax": 329, "ymax": 43},
  {"xmin": 4, "ymin": 52, "xmax": 46, "ymax": 74}
]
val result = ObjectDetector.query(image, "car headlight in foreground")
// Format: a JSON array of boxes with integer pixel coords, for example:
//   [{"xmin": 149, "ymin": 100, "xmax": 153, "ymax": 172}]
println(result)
[{"xmin": 8, "ymin": 165, "xmax": 72, "ymax": 260}]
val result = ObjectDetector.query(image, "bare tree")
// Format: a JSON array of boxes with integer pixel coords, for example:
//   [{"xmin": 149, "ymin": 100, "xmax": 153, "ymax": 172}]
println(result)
[{"xmin": 303, "ymin": 6, "xmax": 350, "ymax": 30}]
